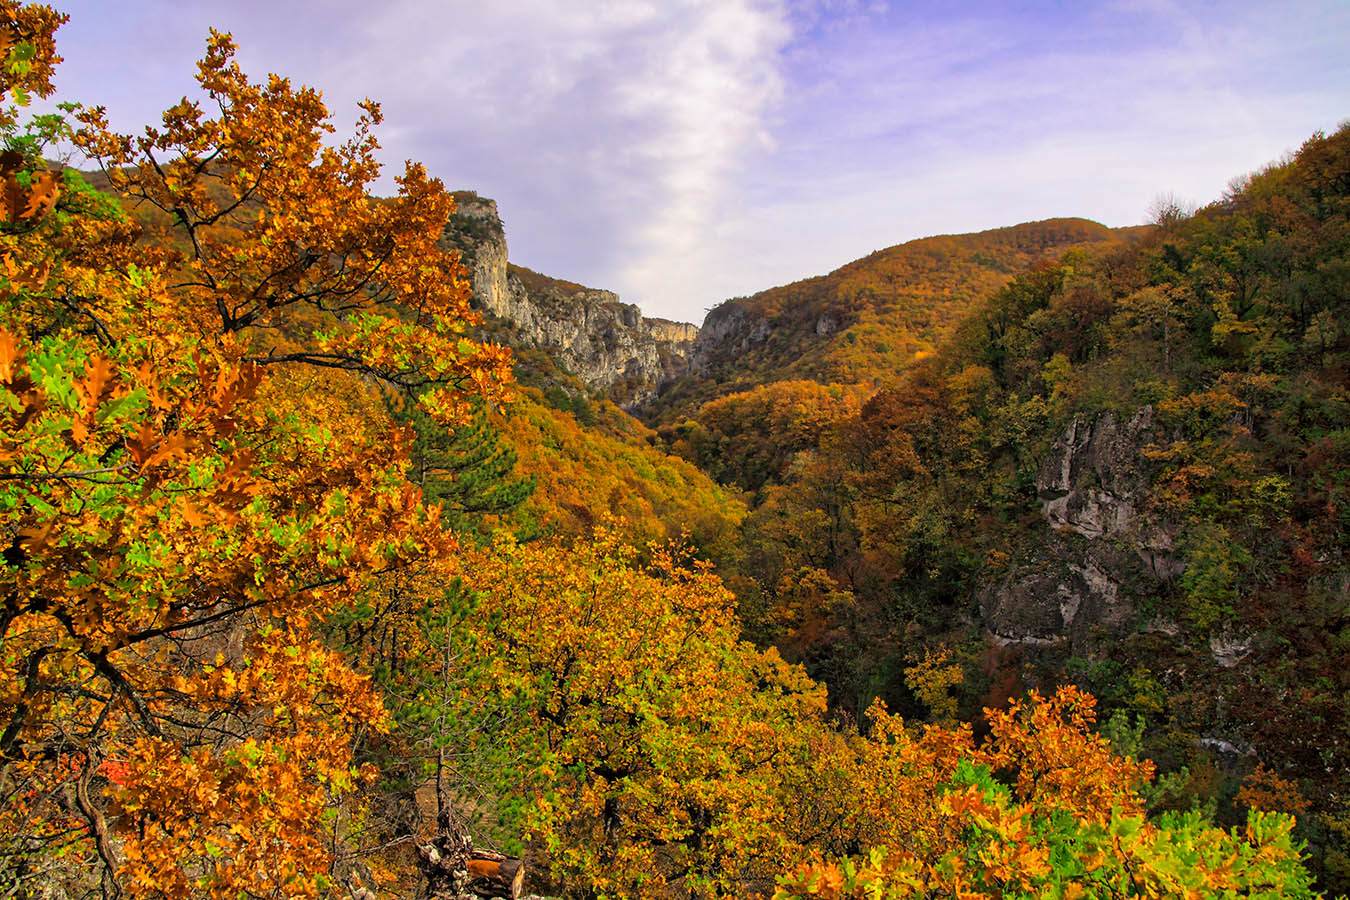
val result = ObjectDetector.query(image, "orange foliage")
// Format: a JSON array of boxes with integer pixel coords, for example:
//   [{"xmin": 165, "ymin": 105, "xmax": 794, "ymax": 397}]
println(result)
[
  {"xmin": 72, "ymin": 30, "xmax": 512, "ymax": 425},
  {"xmin": 496, "ymin": 387, "xmax": 745, "ymax": 552},
  {"xmin": 0, "ymin": 13, "xmax": 505, "ymax": 896},
  {"xmin": 780, "ymin": 688, "xmax": 1311, "ymax": 900},
  {"xmin": 656, "ymin": 219, "xmax": 1132, "ymax": 422},
  {"xmin": 1238, "ymin": 764, "xmax": 1309, "ymax": 818}
]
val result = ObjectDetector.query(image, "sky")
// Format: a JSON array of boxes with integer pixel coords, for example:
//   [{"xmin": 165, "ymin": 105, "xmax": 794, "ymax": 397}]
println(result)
[{"xmin": 39, "ymin": 0, "xmax": 1350, "ymax": 325}]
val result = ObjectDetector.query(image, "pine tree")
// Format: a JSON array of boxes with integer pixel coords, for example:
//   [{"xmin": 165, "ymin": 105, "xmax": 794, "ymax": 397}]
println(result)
[{"xmin": 395, "ymin": 392, "xmax": 535, "ymax": 534}]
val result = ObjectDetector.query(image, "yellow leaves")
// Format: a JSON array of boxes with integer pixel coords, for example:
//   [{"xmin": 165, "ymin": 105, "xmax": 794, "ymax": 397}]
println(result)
[
  {"xmin": 117, "ymin": 738, "xmax": 328, "ymax": 900},
  {"xmin": 903, "ymin": 647, "xmax": 964, "ymax": 725},
  {"xmin": 66, "ymin": 23, "xmax": 517, "ymax": 424},
  {"xmin": 0, "ymin": 9, "xmax": 534, "ymax": 898},
  {"xmin": 779, "ymin": 677, "xmax": 1323, "ymax": 900},
  {"xmin": 0, "ymin": 3, "xmax": 66, "ymax": 131},
  {"xmin": 441, "ymin": 526, "xmax": 824, "ymax": 896},
  {"xmin": 1061, "ymin": 881, "xmax": 1088, "ymax": 900}
]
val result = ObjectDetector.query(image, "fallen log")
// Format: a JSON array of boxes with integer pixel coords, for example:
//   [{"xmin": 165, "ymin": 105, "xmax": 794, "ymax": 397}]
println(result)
[{"xmin": 466, "ymin": 849, "xmax": 526, "ymax": 900}]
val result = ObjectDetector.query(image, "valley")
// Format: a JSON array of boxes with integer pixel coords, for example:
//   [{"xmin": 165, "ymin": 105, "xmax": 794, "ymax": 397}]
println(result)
[{"xmin": 2, "ymin": 8, "xmax": 1344, "ymax": 897}]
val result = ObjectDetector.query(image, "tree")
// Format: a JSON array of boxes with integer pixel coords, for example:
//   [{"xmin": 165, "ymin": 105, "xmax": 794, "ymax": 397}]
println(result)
[
  {"xmin": 443, "ymin": 527, "xmax": 827, "ymax": 899},
  {"xmin": 0, "ymin": 10, "xmax": 510, "ymax": 897},
  {"xmin": 70, "ymin": 30, "xmax": 512, "ymax": 420},
  {"xmin": 776, "ymin": 688, "xmax": 1317, "ymax": 900},
  {"xmin": 393, "ymin": 393, "xmax": 535, "ymax": 536}
]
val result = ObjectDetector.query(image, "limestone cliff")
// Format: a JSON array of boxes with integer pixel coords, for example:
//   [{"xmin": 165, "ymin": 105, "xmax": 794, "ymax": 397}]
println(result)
[
  {"xmin": 979, "ymin": 407, "xmax": 1185, "ymax": 649},
  {"xmin": 442, "ymin": 193, "xmax": 698, "ymax": 409}
]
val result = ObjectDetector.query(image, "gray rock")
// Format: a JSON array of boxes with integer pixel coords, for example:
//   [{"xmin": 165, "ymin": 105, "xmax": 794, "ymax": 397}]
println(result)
[
  {"xmin": 689, "ymin": 300, "xmax": 773, "ymax": 376},
  {"xmin": 980, "ymin": 535, "xmax": 1139, "ymax": 647},
  {"xmin": 1196, "ymin": 736, "xmax": 1256, "ymax": 761},
  {"xmin": 982, "ymin": 407, "xmax": 1185, "ymax": 649},
  {"xmin": 1209, "ymin": 628, "xmax": 1253, "ymax": 667},
  {"xmin": 1037, "ymin": 407, "xmax": 1156, "ymax": 541},
  {"xmin": 443, "ymin": 194, "xmax": 698, "ymax": 409}
]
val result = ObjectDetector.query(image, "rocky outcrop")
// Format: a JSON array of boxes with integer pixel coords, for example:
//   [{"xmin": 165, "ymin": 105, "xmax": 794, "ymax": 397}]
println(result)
[
  {"xmin": 690, "ymin": 300, "xmax": 772, "ymax": 376},
  {"xmin": 981, "ymin": 535, "xmax": 1141, "ymax": 647},
  {"xmin": 1038, "ymin": 409, "xmax": 1154, "ymax": 539},
  {"xmin": 511, "ymin": 280, "xmax": 698, "ymax": 407},
  {"xmin": 1037, "ymin": 407, "xmax": 1182, "ymax": 581},
  {"xmin": 443, "ymin": 192, "xmax": 512, "ymax": 319},
  {"xmin": 980, "ymin": 407, "xmax": 1185, "ymax": 648},
  {"xmin": 442, "ymin": 193, "xmax": 698, "ymax": 409}
]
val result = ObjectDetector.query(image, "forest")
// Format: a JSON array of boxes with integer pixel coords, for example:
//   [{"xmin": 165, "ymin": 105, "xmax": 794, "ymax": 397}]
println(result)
[{"xmin": 0, "ymin": 4, "xmax": 1345, "ymax": 900}]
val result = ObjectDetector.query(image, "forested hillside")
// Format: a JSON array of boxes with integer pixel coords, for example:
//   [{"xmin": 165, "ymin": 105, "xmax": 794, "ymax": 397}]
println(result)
[
  {"xmin": 648, "ymin": 218, "xmax": 1139, "ymax": 422},
  {"xmin": 666, "ymin": 123, "xmax": 1350, "ymax": 890},
  {"xmin": 0, "ymin": 5, "xmax": 1338, "ymax": 900}
]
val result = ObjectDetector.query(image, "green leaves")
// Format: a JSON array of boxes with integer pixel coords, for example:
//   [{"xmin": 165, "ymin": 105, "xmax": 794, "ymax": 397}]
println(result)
[{"xmin": 777, "ymin": 690, "xmax": 1320, "ymax": 900}]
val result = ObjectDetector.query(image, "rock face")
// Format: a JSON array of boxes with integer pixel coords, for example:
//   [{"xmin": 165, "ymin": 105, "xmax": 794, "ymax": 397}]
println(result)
[
  {"xmin": 1038, "ymin": 410, "xmax": 1154, "ymax": 540},
  {"xmin": 689, "ymin": 300, "xmax": 772, "ymax": 377},
  {"xmin": 980, "ymin": 407, "xmax": 1184, "ymax": 648},
  {"xmin": 442, "ymin": 193, "xmax": 698, "ymax": 408},
  {"xmin": 443, "ymin": 192, "xmax": 513, "ymax": 321}
]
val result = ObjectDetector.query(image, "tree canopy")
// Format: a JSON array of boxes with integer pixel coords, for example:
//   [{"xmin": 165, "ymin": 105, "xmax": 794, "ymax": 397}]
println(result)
[{"xmin": 0, "ymin": 4, "xmax": 1332, "ymax": 899}]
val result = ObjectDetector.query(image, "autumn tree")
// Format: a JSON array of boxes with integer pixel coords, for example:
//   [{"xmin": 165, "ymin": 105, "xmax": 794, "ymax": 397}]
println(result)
[
  {"xmin": 438, "ymin": 526, "xmax": 826, "ymax": 899},
  {"xmin": 777, "ymin": 688, "xmax": 1318, "ymax": 900},
  {"xmin": 0, "ymin": 10, "xmax": 510, "ymax": 898}
]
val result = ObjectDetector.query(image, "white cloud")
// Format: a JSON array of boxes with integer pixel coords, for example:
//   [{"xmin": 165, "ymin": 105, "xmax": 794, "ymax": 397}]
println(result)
[
  {"xmin": 50, "ymin": 0, "xmax": 795, "ymax": 321},
  {"xmin": 350, "ymin": 0, "xmax": 795, "ymax": 321},
  {"xmin": 39, "ymin": 0, "xmax": 1350, "ymax": 325}
]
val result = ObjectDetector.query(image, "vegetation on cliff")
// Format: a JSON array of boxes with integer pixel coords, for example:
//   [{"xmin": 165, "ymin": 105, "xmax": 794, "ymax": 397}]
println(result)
[
  {"xmin": 670, "ymin": 122, "xmax": 1350, "ymax": 890},
  {"xmin": 0, "ymin": 5, "xmax": 1336, "ymax": 900}
]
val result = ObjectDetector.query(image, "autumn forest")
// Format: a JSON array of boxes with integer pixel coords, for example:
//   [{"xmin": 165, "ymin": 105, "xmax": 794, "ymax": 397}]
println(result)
[{"xmin": 2, "ymin": 5, "xmax": 1348, "ymax": 900}]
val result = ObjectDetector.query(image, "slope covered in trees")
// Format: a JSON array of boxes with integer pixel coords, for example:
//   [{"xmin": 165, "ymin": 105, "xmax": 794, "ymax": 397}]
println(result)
[
  {"xmin": 491, "ymin": 386, "xmax": 747, "ymax": 557},
  {"xmin": 0, "ymin": 5, "xmax": 1333, "ymax": 900},
  {"xmin": 649, "ymin": 218, "xmax": 1140, "ymax": 423},
  {"xmin": 712, "ymin": 123, "xmax": 1350, "ymax": 892}
]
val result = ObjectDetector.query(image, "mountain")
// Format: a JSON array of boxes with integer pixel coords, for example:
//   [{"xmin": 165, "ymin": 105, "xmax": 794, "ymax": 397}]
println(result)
[
  {"xmin": 25, "ymin": 18, "xmax": 1340, "ymax": 898},
  {"xmin": 437, "ymin": 127, "xmax": 1349, "ymax": 891},
  {"xmin": 442, "ymin": 193, "xmax": 1141, "ymax": 427},
  {"xmin": 708, "ymin": 124, "xmax": 1350, "ymax": 887},
  {"xmin": 648, "ymin": 218, "xmax": 1143, "ymax": 421},
  {"xmin": 442, "ymin": 192, "xmax": 697, "ymax": 409}
]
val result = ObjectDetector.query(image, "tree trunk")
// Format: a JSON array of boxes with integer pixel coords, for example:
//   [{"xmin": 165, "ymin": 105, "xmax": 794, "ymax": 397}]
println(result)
[
  {"xmin": 466, "ymin": 850, "xmax": 526, "ymax": 899},
  {"xmin": 417, "ymin": 837, "xmax": 525, "ymax": 900}
]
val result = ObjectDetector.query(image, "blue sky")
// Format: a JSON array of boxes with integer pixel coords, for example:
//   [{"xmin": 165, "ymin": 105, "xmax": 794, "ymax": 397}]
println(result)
[{"xmin": 42, "ymin": 0, "xmax": 1350, "ymax": 324}]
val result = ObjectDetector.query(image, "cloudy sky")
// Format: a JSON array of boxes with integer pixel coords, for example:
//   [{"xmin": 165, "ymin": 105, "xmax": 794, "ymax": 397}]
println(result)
[{"xmin": 42, "ymin": 0, "xmax": 1350, "ymax": 324}]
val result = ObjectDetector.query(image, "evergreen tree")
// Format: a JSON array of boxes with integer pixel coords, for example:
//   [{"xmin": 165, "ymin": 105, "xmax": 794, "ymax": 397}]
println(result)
[{"xmin": 395, "ymin": 392, "xmax": 536, "ymax": 534}]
